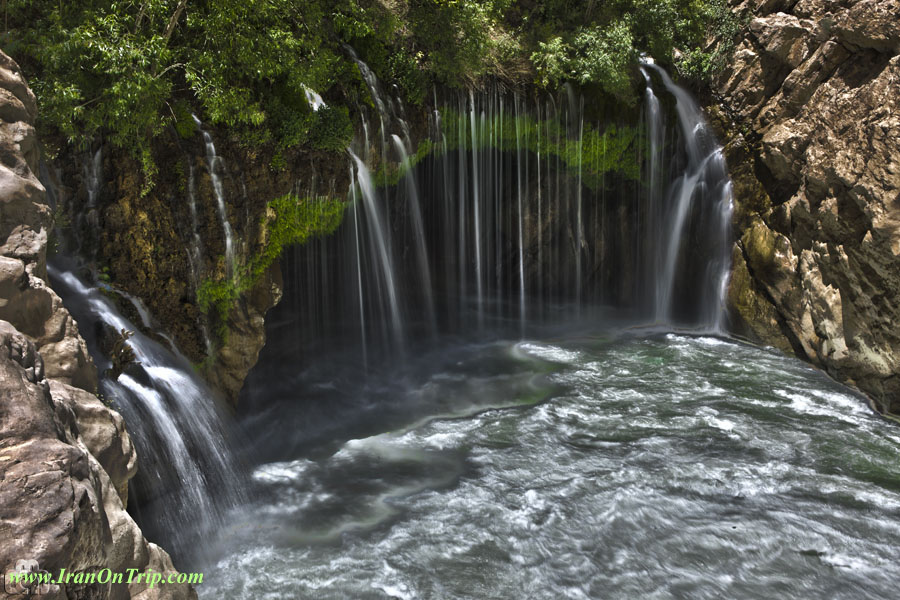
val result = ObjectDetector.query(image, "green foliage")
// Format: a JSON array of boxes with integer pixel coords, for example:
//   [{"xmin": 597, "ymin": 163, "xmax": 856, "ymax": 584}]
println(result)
[
  {"xmin": 569, "ymin": 21, "xmax": 636, "ymax": 101},
  {"xmin": 405, "ymin": 0, "xmax": 511, "ymax": 85},
  {"xmin": 3, "ymin": 1, "xmax": 374, "ymax": 176},
  {"xmin": 532, "ymin": 37, "xmax": 570, "ymax": 88},
  {"xmin": 308, "ymin": 106, "xmax": 354, "ymax": 152},
  {"xmin": 388, "ymin": 51, "xmax": 428, "ymax": 106},
  {"xmin": 677, "ymin": 0, "xmax": 747, "ymax": 81},
  {"xmin": 197, "ymin": 194, "xmax": 345, "ymax": 344},
  {"xmin": 172, "ymin": 99, "xmax": 197, "ymax": 139},
  {"xmin": 2, "ymin": 0, "xmax": 738, "ymax": 185},
  {"xmin": 529, "ymin": 0, "xmax": 736, "ymax": 99}
]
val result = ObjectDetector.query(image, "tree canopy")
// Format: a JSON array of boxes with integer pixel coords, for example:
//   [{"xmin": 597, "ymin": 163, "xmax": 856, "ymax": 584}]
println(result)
[{"xmin": 1, "ymin": 0, "xmax": 738, "ymax": 171}]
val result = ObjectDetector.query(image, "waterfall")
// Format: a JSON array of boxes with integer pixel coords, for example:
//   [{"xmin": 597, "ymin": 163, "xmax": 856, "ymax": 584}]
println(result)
[
  {"xmin": 349, "ymin": 151, "xmax": 405, "ymax": 353},
  {"xmin": 303, "ymin": 85, "xmax": 326, "ymax": 112},
  {"xmin": 48, "ymin": 264, "xmax": 243, "ymax": 562},
  {"xmin": 84, "ymin": 147, "xmax": 102, "ymax": 209},
  {"xmin": 390, "ymin": 135, "xmax": 438, "ymax": 336},
  {"xmin": 641, "ymin": 68, "xmax": 665, "ymax": 317},
  {"xmin": 259, "ymin": 64, "xmax": 733, "ymax": 384},
  {"xmin": 185, "ymin": 162, "xmax": 204, "ymax": 288},
  {"xmin": 192, "ymin": 115, "xmax": 235, "ymax": 278},
  {"xmin": 642, "ymin": 62, "xmax": 734, "ymax": 330},
  {"xmin": 345, "ymin": 45, "xmax": 390, "ymax": 121},
  {"xmin": 73, "ymin": 147, "xmax": 103, "ymax": 257},
  {"xmin": 182, "ymin": 161, "xmax": 212, "ymax": 353}
]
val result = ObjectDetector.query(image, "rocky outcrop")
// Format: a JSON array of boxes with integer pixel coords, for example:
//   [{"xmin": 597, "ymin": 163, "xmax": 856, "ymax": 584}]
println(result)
[
  {"xmin": 55, "ymin": 127, "xmax": 345, "ymax": 405},
  {"xmin": 0, "ymin": 51, "xmax": 195, "ymax": 599},
  {"xmin": 205, "ymin": 263, "xmax": 283, "ymax": 403},
  {"xmin": 713, "ymin": 0, "xmax": 900, "ymax": 413}
]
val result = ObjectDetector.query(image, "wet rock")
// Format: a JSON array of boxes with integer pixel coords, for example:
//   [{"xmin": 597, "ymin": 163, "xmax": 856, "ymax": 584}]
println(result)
[
  {"xmin": 0, "ymin": 50, "xmax": 195, "ymax": 599},
  {"xmin": 205, "ymin": 262, "xmax": 283, "ymax": 404},
  {"xmin": 715, "ymin": 0, "xmax": 900, "ymax": 413}
]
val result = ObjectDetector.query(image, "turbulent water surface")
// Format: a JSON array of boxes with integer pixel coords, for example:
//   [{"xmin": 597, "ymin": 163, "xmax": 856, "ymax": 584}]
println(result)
[{"xmin": 200, "ymin": 328, "xmax": 900, "ymax": 599}]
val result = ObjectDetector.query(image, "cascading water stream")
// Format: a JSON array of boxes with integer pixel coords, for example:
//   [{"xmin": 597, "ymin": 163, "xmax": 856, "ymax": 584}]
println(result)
[
  {"xmin": 469, "ymin": 90, "xmax": 486, "ymax": 327},
  {"xmin": 303, "ymin": 84, "xmax": 326, "ymax": 112},
  {"xmin": 84, "ymin": 147, "xmax": 102, "ymax": 209},
  {"xmin": 391, "ymin": 134, "xmax": 438, "ymax": 336},
  {"xmin": 193, "ymin": 115, "xmax": 235, "ymax": 279},
  {"xmin": 185, "ymin": 163, "xmax": 204, "ymax": 286},
  {"xmin": 48, "ymin": 264, "xmax": 243, "ymax": 563},
  {"xmin": 72, "ymin": 147, "xmax": 103, "ymax": 257},
  {"xmin": 348, "ymin": 150, "xmax": 405, "ymax": 353},
  {"xmin": 641, "ymin": 68, "xmax": 663, "ymax": 311},
  {"xmin": 642, "ymin": 62, "xmax": 733, "ymax": 330}
]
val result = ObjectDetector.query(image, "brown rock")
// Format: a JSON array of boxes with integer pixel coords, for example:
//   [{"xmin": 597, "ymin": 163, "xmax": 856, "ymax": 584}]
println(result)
[
  {"xmin": 0, "ymin": 49, "xmax": 196, "ymax": 599},
  {"xmin": 49, "ymin": 380, "xmax": 138, "ymax": 504},
  {"xmin": 714, "ymin": 0, "xmax": 900, "ymax": 413},
  {"xmin": 832, "ymin": 0, "xmax": 900, "ymax": 53}
]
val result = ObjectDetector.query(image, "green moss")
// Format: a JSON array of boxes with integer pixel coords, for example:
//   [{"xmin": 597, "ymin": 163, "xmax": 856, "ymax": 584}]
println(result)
[
  {"xmin": 373, "ymin": 138, "xmax": 435, "ymax": 187},
  {"xmin": 438, "ymin": 108, "xmax": 640, "ymax": 185},
  {"xmin": 367, "ymin": 110, "xmax": 639, "ymax": 192},
  {"xmin": 252, "ymin": 194, "xmax": 345, "ymax": 280},
  {"xmin": 197, "ymin": 194, "xmax": 345, "ymax": 345},
  {"xmin": 270, "ymin": 151, "xmax": 287, "ymax": 173},
  {"xmin": 196, "ymin": 277, "xmax": 240, "ymax": 340}
]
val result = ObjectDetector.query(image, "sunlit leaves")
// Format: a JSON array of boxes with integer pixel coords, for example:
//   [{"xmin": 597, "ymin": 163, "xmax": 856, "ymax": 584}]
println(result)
[{"xmin": 1, "ymin": 0, "xmax": 739, "ymax": 179}]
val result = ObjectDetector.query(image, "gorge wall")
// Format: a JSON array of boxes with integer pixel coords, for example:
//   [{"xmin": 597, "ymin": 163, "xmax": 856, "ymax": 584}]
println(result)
[
  {"xmin": 0, "ymin": 51, "xmax": 194, "ymax": 600},
  {"xmin": 713, "ymin": 0, "xmax": 900, "ymax": 414},
  {"xmin": 49, "ymin": 125, "xmax": 351, "ymax": 406}
]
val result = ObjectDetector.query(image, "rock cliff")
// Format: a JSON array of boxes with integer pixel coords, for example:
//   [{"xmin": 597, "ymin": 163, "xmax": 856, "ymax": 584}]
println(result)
[
  {"xmin": 0, "ymin": 51, "xmax": 194, "ymax": 599},
  {"xmin": 51, "ymin": 127, "xmax": 346, "ymax": 405},
  {"xmin": 714, "ymin": 0, "xmax": 900, "ymax": 414}
]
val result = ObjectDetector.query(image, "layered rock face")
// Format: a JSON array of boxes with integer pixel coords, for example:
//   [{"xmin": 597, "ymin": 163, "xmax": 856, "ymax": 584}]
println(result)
[
  {"xmin": 715, "ymin": 0, "xmax": 900, "ymax": 413},
  {"xmin": 0, "ymin": 51, "xmax": 195, "ymax": 599},
  {"xmin": 53, "ymin": 127, "xmax": 346, "ymax": 405}
]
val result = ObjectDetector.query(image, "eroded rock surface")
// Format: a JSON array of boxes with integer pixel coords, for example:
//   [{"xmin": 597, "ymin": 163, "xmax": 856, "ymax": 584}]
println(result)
[
  {"xmin": 0, "ymin": 50, "xmax": 195, "ymax": 600},
  {"xmin": 714, "ymin": 0, "xmax": 900, "ymax": 412},
  {"xmin": 55, "ymin": 122, "xmax": 342, "ymax": 405}
]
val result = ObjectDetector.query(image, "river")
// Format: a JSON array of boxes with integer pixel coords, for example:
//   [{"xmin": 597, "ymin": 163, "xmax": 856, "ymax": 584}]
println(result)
[{"xmin": 200, "ymin": 327, "xmax": 900, "ymax": 599}]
